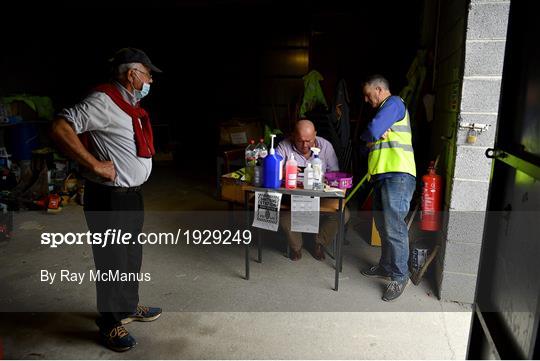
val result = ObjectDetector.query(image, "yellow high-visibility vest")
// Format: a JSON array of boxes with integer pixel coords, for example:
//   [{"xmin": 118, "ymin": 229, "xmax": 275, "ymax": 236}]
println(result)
[{"xmin": 368, "ymin": 97, "xmax": 416, "ymax": 179}]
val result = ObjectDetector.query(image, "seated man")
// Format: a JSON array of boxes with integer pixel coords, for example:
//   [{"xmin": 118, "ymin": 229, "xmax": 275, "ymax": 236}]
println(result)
[{"xmin": 276, "ymin": 119, "xmax": 350, "ymax": 261}]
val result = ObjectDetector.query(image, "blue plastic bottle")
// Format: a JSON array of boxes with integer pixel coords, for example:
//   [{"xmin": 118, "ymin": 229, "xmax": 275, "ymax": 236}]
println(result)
[{"xmin": 263, "ymin": 134, "xmax": 283, "ymax": 188}]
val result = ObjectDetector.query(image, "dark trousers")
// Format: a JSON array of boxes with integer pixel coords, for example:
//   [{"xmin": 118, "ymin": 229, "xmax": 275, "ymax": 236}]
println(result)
[{"xmin": 83, "ymin": 181, "xmax": 144, "ymax": 329}]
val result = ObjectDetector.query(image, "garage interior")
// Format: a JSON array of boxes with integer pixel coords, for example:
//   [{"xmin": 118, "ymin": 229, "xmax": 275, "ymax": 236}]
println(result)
[{"xmin": 1, "ymin": 0, "xmax": 537, "ymax": 359}]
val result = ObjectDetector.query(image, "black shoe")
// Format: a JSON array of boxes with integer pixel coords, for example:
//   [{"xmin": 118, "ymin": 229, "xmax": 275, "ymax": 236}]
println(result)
[
  {"xmin": 361, "ymin": 265, "xmax": 391, "ymax": 279},
  {"xmin": 99, "ymin": 325, "xmax": 136, "ymax": 352},
  {"xmin": 382, "ymin": 279, "xmax": 409, "ymax": 302},
  {"xmin": 121, "ymin": 305, "xmax": 162, "ymax": 324}
]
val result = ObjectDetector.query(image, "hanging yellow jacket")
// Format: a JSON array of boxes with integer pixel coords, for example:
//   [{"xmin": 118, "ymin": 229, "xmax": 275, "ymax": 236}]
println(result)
[{"xmin": 367, "ymin": 97, "xmax": 416, "ymax": 179}]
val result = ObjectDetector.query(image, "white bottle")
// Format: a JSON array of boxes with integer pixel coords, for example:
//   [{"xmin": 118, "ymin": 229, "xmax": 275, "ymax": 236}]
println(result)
[
  {"xmin": 311, "ymin": 147, "xmax": 324, "ymax": 190},
  {"xmin": 304, "ymin": 162, "xmax": 314, "ymax": 190}
]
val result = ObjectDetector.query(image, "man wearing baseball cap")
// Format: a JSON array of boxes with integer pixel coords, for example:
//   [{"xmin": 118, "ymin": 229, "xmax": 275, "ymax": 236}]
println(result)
[
  {"xmin": 109, "ymin": 47, "xmax": 163, "ymax": 73},
  {"xmin": 51, "ymin": 47, "xmax": 162, "ymax": 352}
]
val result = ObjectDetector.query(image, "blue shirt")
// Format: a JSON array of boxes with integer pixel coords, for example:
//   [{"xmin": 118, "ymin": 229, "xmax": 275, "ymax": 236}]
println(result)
[
  {"xmin": 361, "ymin": 95, "xmax": 410, "ymax": 182},
  {"xmin": 361, "ymin": 96, "xmax": 406, "ymax": 142}
]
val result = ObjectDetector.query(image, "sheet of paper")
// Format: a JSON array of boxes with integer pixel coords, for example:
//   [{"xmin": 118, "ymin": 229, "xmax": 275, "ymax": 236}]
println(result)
[
  {"xmin": 252, "ymin": 191, "xmax": 283, "ymax": 232},
  {"xmin": 230, "ymin": 131, "xmax": 247, "ymax": 144},
  {"xmin": 291, "ymin": 195, "xmax": 320, "ymax": 234}
]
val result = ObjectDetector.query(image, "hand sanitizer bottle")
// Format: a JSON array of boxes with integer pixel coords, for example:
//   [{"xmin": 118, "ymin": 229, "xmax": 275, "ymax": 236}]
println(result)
[
  {"xmin": 311, "ymin": 147, "xmax": 324, "ymax": 191},
  {"xmin": 285, "ymin": 153, "xmax": 298, "ymax": 189},
  {"xmin": 263, "ymin": 134, "xmax": 283, "ymax": 188},
  {"xmin": 304, "ymin": 161, "xmax": 314, "ymax": 189}
]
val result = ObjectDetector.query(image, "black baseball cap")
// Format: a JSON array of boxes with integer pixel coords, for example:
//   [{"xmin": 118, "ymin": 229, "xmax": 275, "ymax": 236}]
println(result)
[{"xmin": 109, "ymin": 47, "xmax": 162, "ymax": 73}]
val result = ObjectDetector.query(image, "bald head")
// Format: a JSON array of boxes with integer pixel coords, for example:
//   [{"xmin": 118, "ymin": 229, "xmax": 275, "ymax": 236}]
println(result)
[
  {"xmin": 295, "ymin": 119, "xmax": 316, "ymax": 137},
  {"xmin": 293, "ymin": 119, "xmax": 317, "ymax": 157}
]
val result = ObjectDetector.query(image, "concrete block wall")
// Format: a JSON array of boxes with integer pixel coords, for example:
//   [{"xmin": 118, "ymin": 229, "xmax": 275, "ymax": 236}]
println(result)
[
  {"xmin": 430, "ymin": 0, "xmax": 468, "ymax": 300},
  {"xmin": 439, "ymin": 0, "xmax": 510, "ymax": 303}
]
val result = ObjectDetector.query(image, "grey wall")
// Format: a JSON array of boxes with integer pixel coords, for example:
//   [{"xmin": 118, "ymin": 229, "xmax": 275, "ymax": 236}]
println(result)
[
  {"xmin": 429, "ymin": 0, "xmax": 468, "ymax": 300},
  {"xmin": 433, "ymin": 0, "xmax": 510, "ymax": 303}
]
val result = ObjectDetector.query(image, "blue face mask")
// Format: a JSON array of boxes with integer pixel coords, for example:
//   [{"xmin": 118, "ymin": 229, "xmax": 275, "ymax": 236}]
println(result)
[
  {"xmin": 134, "ymin": 82, "xmax": 150, "ymax": 100},
  {"xmin": 133, "ymin": 71, "xmax": 151, "ymax": 100}
]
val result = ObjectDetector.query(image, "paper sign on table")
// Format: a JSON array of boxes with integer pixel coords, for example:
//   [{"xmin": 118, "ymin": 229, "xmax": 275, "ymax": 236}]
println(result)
[
  {"xmin": 291, "ymin": 195, "xmax": 320, "ymax": 233},
  {"xmin": 252, "ymin": 191, "xmax": 283, "ymax": 232}
]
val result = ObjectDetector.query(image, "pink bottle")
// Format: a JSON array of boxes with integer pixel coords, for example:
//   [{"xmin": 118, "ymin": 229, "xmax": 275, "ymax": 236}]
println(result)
[{"xmin": 285, "ymin": 153, "xmax": 298, "ymax": 189}]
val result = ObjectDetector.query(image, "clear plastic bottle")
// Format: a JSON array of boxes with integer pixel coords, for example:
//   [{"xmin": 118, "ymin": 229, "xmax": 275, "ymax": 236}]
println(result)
[
  {"xmin": 245, "ymin": 139, "xmax": 256, "ymax": 184},
  {"xmin": 253, "ymin": 139, "xmax": 267, "ymax": 187},
  {"xmin": 255, "ymin": 138, "xmax": 268, "ymax": 159},
  {"xmin": 311, "ymin": 147, "xmax": 324, "ymax": 190},
  {"xmin": 285, "ymin": 153, "xmax": 298, "ymax": 189},
  {"xmin": 304, "ymin": 161, "xmax": 314, "ymax": 190}
]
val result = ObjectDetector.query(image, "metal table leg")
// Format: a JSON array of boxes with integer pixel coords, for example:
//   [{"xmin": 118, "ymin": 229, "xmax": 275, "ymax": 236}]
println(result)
[
  {"xmin": 339, "ymin": 201, "xmax": 345, "ymax": 273},
  {"xmin": 334, "ymin": 198, "xmax": 344, "ymax": 291},
  {"xmin": 244, "ymin": 190, "xmax": 250, "ymax": 280},
  {"xmin": 257, "ymin": 229, "xmax": 262, "ymax": 263}
]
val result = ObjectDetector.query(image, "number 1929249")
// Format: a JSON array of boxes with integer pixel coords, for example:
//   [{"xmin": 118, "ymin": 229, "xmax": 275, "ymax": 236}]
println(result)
[{"xmin": 184, "ymin": 229, "xmax": 252, "ymax": 245}]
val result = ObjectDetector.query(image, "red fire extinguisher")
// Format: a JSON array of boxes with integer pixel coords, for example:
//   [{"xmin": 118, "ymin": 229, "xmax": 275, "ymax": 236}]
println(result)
[{"xmin": 420, "ymin": 161, "xmax": 442, "ymax": 231}]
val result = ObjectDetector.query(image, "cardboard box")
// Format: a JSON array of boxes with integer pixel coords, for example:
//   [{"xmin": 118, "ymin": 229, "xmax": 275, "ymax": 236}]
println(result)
[
  {"xmin": 220, "ymin": 177, "xmax": 247, "ymax": 204},
  {"xmin": 219, "ymin": 118, "xmax": 262, "ymax": 146}
]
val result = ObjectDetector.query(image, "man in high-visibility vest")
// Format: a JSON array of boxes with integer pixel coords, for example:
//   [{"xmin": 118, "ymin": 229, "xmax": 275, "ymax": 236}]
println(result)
[{"xmin": 360, "ymin": 74, "xmax": 416, "ymax": 302}]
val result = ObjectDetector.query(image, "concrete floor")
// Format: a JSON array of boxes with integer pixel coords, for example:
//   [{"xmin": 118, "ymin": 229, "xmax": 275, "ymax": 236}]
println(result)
[{"xmin": 0, "ymin": 163, "xmax": 472, "ymax": 359}]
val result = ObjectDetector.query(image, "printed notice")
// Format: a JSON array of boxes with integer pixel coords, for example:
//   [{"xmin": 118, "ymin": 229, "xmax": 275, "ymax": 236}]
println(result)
[
  {"xmin": 230, "ymin": 132, "xmax": 248, "ymax": 144},
  {"xmin": 253, "ymin": 192, "xmax": 283, "ymax": 231},
  {"xmin": 291, "ymin": 195, "xmax": 320, "ymax": 233}
]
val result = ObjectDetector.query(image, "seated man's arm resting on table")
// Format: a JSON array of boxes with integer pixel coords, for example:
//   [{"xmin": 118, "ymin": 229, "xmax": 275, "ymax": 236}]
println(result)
[{"xmin": 275, "ymin": 120, "xmax": 344, "ymax": 209}]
